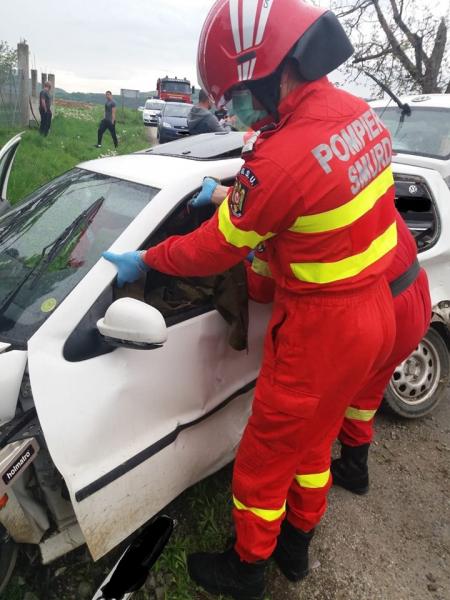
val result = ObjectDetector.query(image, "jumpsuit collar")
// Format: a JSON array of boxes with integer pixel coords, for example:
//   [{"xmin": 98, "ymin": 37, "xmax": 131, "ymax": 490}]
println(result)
[{"xmin": 278, "ymin": 77, "xmax": 332, "ymax": 122}]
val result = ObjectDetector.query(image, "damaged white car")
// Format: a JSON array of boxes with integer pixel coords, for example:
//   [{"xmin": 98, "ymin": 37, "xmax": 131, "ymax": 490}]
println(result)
[{"xmin": 0, "ymin": 127, "xmax": 449, "ymax": 596}]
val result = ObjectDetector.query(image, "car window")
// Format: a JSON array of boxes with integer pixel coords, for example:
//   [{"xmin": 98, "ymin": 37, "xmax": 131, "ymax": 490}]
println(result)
[
  {"xmin": 145, "ymin": 101, "xmax": 163, "ymax": 110},
  {"xmin": 163, "ymin": 104, "xmax": 192, "ymax": 118},
  {"xmin": 162, "ymin": 81, "xmax": 191, "ymax": 94},
  {"xmin": 374, "ymin": 107, "xmax": 450, "ymax": 159},
  {"xmin": 114, "ymin": 193, "xmax": 217, "ymax": 325},
  {"xmin": 0, "ymin": 168, "xmax": 159, "ymax": 346}
]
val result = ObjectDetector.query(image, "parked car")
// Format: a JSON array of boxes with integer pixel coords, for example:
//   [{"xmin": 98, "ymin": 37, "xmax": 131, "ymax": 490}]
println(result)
[
  {"xmin": 370, "ymin": 93, "xmax": 450, "ymax": 417},
  {"xmin": 157, "ymin": 102, "xmax": 192, "ymax": 144},
  {"xmin": 142, "ymin": 98, "xmax": 165, "ymax": 127},
  {"xmin": 0, "ymin": 126, "xmax": 449, "ymax": 596}
]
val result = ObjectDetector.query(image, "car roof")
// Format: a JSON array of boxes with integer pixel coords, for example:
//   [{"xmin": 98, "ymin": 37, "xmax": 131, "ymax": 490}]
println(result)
[
  {"xmin": 77, "ymin": 133, "xmax": 245, "ymax": 187},
  {"xmin": 144, "ymin": 131, "xmax": 245, "ymax": 160},
  {"xmin": 370, "ymin": 93, "xmax": 450, "ymax": 109}
]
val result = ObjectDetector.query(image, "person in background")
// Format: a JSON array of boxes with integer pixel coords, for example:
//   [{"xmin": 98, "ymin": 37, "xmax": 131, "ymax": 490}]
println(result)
[
  {"xmin": 188, "ymin": 89, "xmax": 230, "ymax": 135},
  {"xmin": 96, "ymin": 91, "xmax": 118, "ymax": 149},
  {"xmin": 39, "ymin": 81, "xmax": 52, "ymax": 136}
]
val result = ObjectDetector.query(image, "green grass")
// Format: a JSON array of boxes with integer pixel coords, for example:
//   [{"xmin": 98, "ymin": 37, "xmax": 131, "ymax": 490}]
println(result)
[{"xmin": 0, "ymin": 104, "xmax": 151, "ymax": 204}]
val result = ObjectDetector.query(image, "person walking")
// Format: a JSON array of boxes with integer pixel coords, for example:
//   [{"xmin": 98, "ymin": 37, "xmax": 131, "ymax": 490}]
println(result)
[
  {"xmin": 96, "ymin": 91, "xmax": 118, "ymax": 148},
  {"xmin": 188, "ymin": 89, "xmax": 229, "ymax": 135},
  {"xmin": 102, "ymin": 2, "xmax": 399, "ymax": 598},
  {"xmin": 39, "ymin": 81, "xmax": 52, "ymax": 136}
]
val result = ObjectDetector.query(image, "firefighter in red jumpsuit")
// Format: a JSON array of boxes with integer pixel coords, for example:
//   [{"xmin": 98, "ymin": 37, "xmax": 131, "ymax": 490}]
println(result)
[
  {"xmin": 246, "ymin": 215, "xmax": 431, "ymax": 497},
  {"xmin": 103, "ymin": 2, "xmax": 400, "ymax": 598}
]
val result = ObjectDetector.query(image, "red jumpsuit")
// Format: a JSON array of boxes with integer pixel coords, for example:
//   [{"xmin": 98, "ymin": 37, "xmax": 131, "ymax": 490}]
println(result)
[{"xmin": 144, "ymin": 78, "xmax": 397, "ymax": 562}]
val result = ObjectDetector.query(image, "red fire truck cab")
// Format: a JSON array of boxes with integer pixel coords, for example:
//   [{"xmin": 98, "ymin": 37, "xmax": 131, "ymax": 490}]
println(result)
[{"xmin": 156, "ymin": 77, "xmax": 192, "ymax": 103}]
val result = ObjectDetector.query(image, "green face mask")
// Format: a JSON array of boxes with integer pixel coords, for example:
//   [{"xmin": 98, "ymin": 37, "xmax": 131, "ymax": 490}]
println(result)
[{"xmin": 231, "ymin": 89, "xmax": 269, "ymax": 128}]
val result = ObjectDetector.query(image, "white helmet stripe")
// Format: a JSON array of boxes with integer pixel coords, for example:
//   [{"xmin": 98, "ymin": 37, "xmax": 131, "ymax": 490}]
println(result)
[
  {"xmin": 229, "ymin": 0, "xmax": 242, "ymax": 53},
  {"xmin": 242, "ymin": 0, "xmax": 259, "ymax": 50},
  {"xmin": 248, "ymin": 57, "xmax": 257, "ymax": 79},
  {"xmin": 255, "ymin": 0, "xmax": 274, "ymax": 45}
]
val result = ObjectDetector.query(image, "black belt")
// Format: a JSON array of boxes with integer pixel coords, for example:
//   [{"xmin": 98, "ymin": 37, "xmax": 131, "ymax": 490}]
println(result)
[{"xmin": 389, "ymin": 258, "xmax": 420, "ymax": 298}]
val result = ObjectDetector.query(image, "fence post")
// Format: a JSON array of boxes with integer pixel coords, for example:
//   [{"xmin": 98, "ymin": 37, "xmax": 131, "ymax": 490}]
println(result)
[
  {"xmin": 17, "ymin": 41, "xmax": 30, "ymax": 127},
  {"xmin": 31, "ymin": 69, "xmax": 37, "ymax": 97}
]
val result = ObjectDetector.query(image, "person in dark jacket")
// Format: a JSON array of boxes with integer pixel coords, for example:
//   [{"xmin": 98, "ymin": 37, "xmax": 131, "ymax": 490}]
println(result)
[
  {"xmin": 39, "ymin": 81, "xmax": 52, "ymax": 136},
  {"xmin": 188, "ymin": 89, "xmax": 229, "ymax": 135}
]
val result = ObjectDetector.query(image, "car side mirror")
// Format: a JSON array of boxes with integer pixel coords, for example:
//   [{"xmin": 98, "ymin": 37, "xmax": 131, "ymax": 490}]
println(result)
[{"xmin": 97, "ymin": 298, "xmax": 168, "ymax": 350}]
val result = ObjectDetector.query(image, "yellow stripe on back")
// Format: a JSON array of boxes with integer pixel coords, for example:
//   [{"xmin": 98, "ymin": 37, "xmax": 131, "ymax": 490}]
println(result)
[
  {"xmin": 290, "ymin": 221, "xmax": 397, "ymax": 284},
  {"xmin": 289, "ymin": 167, "xmax": 394, "ymax": 234}
]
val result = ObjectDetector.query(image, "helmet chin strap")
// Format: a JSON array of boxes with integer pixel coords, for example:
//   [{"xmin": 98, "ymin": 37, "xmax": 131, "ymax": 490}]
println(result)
[{"xmin": 246, "ymin": 61, "xmax": 286, "ymax": 123}]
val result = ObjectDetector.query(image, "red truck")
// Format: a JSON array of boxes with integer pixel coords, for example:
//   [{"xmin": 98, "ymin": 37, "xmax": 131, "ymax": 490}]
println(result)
[{"xmin": 156, "ymin": 76, "xmax": 192, "ymax": 103}]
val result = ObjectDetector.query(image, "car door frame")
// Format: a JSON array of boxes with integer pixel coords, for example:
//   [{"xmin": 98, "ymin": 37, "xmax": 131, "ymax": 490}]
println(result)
[{"xmin": 0, "ymin": 133, "xmax": 23, "ymax": 215}]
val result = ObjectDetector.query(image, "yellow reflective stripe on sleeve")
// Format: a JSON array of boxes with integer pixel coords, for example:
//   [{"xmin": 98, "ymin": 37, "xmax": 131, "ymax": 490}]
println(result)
[
  {"xmin": 290, "ymin": 221, "xmax": 397, "ymax": 285},
  {"xmin": 295, "ymin": 469, "xmax": 331, "ymax": 489},
  {"xmin": 218, "ymin": 198, "xmax": 275, "ymax": 249},
  {"xmin": 289, "ymin": 167, "xmax": 394, "ymax": 234},
  {"xmin": 251, "ymin": 256, "xmax": 273, "ymax": 278},
  {"xmin": 345, "ymin": 407, "xmax": 377, "ymax": 422},
  {"xmin": 233, "ymin": 496, "xmax": 286, "ymax": 522}
]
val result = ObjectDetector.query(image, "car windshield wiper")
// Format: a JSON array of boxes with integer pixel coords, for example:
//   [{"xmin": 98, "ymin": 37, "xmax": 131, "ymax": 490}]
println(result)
[
  {"xmin": 0, "ymin": 196, "xmax": 105, "ymax": 316},
  {"xmin": 362, "ymin": 70, "xmax": 411, "ymax": 123}
]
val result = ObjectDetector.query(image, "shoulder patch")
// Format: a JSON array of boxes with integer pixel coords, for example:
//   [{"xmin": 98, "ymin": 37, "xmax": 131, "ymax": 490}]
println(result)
[
  {"xmin": 230, "ymin": 181, "xmax": 248, "ymax": 218},
  {"xmin": 239, "ymin": 167, "xmax": 259, "ymax": 188}
]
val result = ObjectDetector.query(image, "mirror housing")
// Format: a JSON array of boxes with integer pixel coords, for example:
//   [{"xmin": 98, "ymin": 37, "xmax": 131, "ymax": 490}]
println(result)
[{"xmin": 97, "ymin": 298, "xmax": 168, "ymax": 350}]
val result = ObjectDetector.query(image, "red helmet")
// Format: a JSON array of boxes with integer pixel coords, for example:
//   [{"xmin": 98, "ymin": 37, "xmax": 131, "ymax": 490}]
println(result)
[{"xmin": 197, "ymin": 0, "xmax": 354, "ymax": 106}]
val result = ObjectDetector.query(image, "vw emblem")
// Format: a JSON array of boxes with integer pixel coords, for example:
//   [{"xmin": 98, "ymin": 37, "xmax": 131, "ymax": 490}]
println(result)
[{"xmin": 409, "ymin": 185, "xmax": 418, "ymax": 194}]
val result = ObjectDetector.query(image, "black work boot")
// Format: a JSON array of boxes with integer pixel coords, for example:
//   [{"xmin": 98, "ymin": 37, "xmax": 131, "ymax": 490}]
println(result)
[
  {"xmin": 187, "ymin": 547, "xmax": 266, "ymax": 600},
  {"xmin": 273, "ymin": 520, "xmax": 314, "ymax": 582},
  {"xmin": 331, "ymin": 443, "xmax": 370, "ymax": 495}
]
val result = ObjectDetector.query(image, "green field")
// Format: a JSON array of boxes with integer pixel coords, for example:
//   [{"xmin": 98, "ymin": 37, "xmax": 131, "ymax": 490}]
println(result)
[{"xmin": 0, "ymin": 103, "xmax": 151, "ymax": 204}]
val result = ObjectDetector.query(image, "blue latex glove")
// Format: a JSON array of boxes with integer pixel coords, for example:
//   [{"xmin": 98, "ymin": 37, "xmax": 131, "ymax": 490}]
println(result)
[
  {"xmin": 102, "ymin": 251, "xmax": 149, "ymax": 288},
  {"xmin": 189, "ymin": 177, "xmax": 219, "ymax": 208},
  {"xmin": 246, "ymin": 251, "xmax": 255, "ymax": 263}
]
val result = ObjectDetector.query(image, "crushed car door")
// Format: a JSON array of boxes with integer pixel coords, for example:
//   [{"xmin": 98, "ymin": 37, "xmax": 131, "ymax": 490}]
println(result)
[
  {"xmin": 0, "ymin": 133, "xmax": 22, "ymax": 215},
  {"xmin": 27, "ymin": 177, "xmax": 272, "ymax": 561}
]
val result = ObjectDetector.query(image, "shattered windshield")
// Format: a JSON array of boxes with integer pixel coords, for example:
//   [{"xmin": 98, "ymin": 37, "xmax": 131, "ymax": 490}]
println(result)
[
  {"xmin": 374, "ymin": 107, "xmax": 450, "ymax": 159},
  {"xmin": 0, "ymin": 168, "xmax": 159, "ymax": 346}
]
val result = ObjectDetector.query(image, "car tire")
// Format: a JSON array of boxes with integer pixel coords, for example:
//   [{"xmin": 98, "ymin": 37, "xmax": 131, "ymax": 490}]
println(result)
[
  {"xmin": 384, "ymin": 327, "xmax": 449, "ymax": 418},
  {"xmin": 0, "ymin": 528, "xmax": 18, "ymax": 595}
]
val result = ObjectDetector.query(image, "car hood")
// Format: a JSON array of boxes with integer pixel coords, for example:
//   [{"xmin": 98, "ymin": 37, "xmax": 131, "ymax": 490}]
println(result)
[
  {"xmin": 0, "ymin": 344, "xmax": 27, "ymax": 426},
  {"xmin": 392, "ymin": 153, "xmax": 450, "ymax": 179}
]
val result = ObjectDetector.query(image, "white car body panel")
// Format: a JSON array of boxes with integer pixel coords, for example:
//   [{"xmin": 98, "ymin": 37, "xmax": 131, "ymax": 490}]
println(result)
[
  {"xmin": 390, "ymin": 162, "xmax": 450, "ymax": 306},
  {"xmin": 26, "ymin": 153, "xmax": 271, "ymax": 558},
  {"xmin": 0, "ymin": 350, "xmax": 27, "ymax": 426}
]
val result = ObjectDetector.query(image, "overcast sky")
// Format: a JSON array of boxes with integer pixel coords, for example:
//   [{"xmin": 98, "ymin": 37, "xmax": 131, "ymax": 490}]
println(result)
[{"xmin": 1, "ymin": 0, "xmax": 378, "ymax": 95}]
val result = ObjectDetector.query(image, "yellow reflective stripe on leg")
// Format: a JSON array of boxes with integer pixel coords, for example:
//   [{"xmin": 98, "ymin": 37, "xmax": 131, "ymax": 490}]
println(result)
[
  {"xmin": 345, "ymin": 407, "xmax": 377, "ymax": 422},
  {"xmin": 251, "ymin": 257, "xmax": 273, "ymax": 278},
  {"xmin": 289, "ymin": 167, "xmax": 394, "ymax": 234},
  {"xmin": 290, "ymin": 221, "xmax": 397, "ymax": 284},
  {"xmin": 218, "ymin": 199, "xmax": 275, "ymax": 249},
  {"xmin": 233, "ymin": 496, "xmax": 286, "ymax": 522},
  {"xmin": 295, "ymin": 469, "xmax": 331, "ymax": 489}
]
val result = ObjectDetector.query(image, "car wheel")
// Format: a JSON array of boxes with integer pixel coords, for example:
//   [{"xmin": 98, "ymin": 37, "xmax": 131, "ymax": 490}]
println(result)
[
  {"xmin": 384, "ymin": 327, "xmax": 449, "ymax": 418},
  {"xmin": 0, "ymin": 527, "xmax": 18, "ymax": 595}
]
